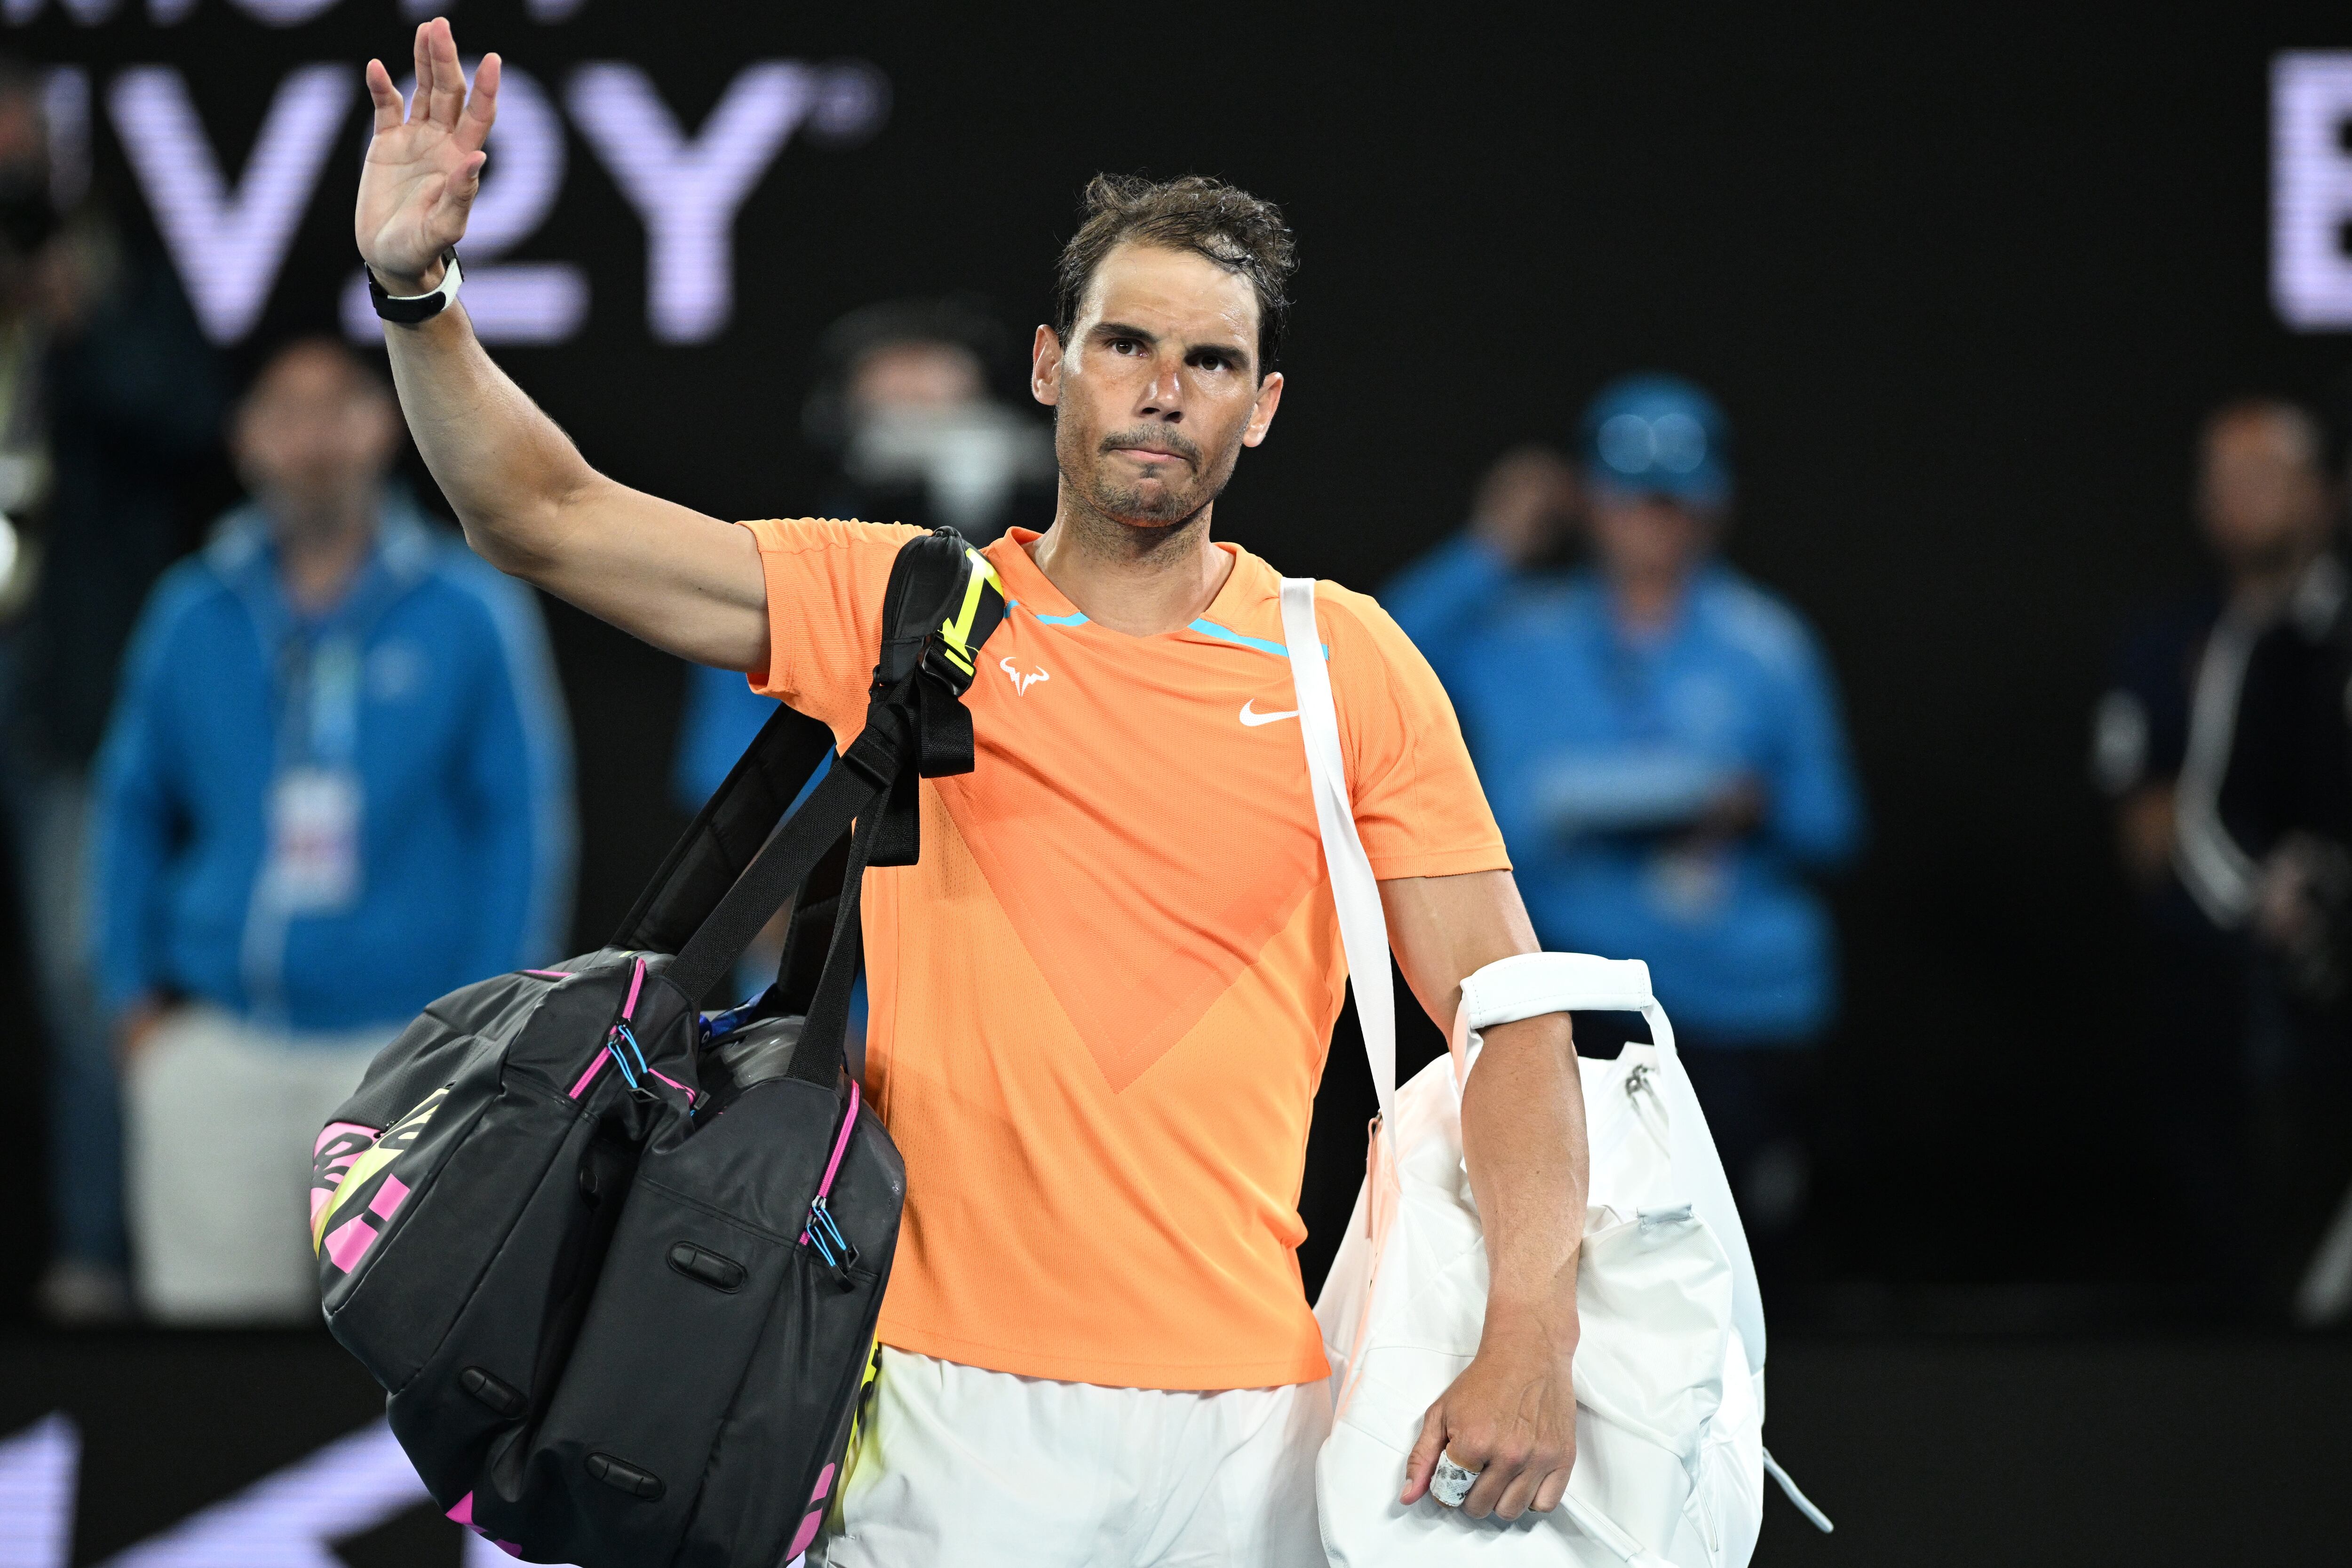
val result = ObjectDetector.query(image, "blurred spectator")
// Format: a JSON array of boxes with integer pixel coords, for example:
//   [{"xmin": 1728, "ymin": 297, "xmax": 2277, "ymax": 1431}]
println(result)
[
  {"xmin": 2091, "ymin": 397, "xmax": 2340, "ymax": 1311},
  {"xmin": 88, "ymin": 338, "xmax": 572, "ymax": 1324},
  {"xmin": 1389, "ymin": 374, "xmax": 1862, "ymax": 1265},
  {"xmin": 800, "ymin": 296, "xmax": 1053, "ymax": 544},
  {"xmin": 0, "ymin": 59, "xmax": 227, "ymax": 1323}
]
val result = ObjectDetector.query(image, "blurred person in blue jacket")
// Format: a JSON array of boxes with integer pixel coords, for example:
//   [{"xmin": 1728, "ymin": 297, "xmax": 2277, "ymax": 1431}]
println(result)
[
  {"xmin": 89, "ymin": 337, "xmax": 573, "ymax": 1323},
  {"xmin": 1388, "ymin": 374, "xmax": 1863, "ymax": 1254}
]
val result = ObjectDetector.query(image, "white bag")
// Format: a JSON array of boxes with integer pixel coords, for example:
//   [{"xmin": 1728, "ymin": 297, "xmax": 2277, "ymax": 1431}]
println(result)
[{"xmin": 1277, "ymin": 579, "xmax": 1830, "ymax": 1568}]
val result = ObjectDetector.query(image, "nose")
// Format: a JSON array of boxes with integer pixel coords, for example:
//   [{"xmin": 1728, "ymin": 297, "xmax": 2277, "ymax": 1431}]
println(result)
[{"xmin": 1138, "ymin": 348, "xmax": 1185, "ymax": 423}]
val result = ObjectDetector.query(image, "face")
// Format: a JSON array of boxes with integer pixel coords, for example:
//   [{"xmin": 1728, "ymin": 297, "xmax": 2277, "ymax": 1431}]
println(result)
[
  {"xmin": 849, "ymin": 339, "xmax": 985, "ymax": 418},
  {"xmin": 2199, "ymin": 410, "xmax": 2331, "ymax": 571},
  {"xmin": 1587, "ymin": 488, "xmax": 1716, "ymax": 583},
  {"xmin": 232, "ymin": 344, "xmax": 398, "ymax": 537},
  {"xmin": 1033, "ymin": 241, "xmax": 1283, "ymax": 530}
]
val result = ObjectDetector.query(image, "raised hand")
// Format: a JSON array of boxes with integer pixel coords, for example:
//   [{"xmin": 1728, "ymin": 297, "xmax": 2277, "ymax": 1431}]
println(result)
[{"xmin": 356, "ymin": 17, "xmax": 498, "ymax": 294}]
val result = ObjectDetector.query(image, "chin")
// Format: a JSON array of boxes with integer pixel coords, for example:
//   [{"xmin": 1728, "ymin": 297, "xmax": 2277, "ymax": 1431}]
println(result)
[{"xmin": 1092, "ymin": 483, "xmax": 1194, "ymax": 529}]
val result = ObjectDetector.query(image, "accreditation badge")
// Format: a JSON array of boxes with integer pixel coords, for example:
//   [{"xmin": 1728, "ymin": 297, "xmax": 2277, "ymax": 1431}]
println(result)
[{"xmin": 268, "ymin": 765, "xmax": 364, "ymax": 912}]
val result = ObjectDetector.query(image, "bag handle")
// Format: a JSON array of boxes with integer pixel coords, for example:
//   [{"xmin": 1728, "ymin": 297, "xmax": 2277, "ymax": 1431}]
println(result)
[{"xmin": 1276, "ymin": 579, "xmax": 1766, "ymax": 1379}]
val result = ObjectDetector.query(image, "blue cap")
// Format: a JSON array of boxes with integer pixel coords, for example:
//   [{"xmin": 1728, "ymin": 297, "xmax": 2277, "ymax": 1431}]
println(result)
[{"xmin": 1580, "ymin": 374, "xmax": 1732, "ymax": 505}]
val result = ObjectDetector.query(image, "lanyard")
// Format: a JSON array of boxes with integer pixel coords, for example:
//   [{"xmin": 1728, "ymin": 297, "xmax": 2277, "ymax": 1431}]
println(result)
[{"xmin": 276, "ymin": 629, "xmax": 364, "ymax": 772}]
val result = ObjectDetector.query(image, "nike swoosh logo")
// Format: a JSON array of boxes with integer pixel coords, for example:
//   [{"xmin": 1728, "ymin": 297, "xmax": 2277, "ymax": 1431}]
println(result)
[{"xmin": 1239, "ymin": 700, "xmax": 1299, "ymax": 727}]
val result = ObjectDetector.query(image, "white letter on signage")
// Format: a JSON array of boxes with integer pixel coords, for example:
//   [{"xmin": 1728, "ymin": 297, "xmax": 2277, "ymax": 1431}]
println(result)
[
  {"xmin": 2274, "ymin": 52, "xmax": 2352, "ymax": 330},
  {"xmin": 0, "ymin": 1414, "xmax": 77, "ymax": 1568},
  {"xmin": 567, "ymin": 62, "xmax": 810, "ymax": 343},
  {"xmin": 109, "ymin": 64, "xmax": 352, "ymax": 343}
]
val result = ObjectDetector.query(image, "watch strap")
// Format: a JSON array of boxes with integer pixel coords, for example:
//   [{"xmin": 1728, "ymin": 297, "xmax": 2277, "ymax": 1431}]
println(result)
[{"xmin": 366, "ymin": 249, "xmax": 463, "ymax": 325}]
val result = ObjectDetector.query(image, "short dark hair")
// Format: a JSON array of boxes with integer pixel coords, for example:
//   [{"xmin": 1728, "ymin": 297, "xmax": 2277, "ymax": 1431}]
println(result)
[{"xmin": 1053, "ymin": 174, "xmax": 1296, "ymax": 372}]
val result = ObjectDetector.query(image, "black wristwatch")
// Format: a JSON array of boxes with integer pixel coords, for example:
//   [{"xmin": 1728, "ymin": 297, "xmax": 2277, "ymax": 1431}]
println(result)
[{"xmin": 366, "ymin": 248, "xmax": 464, "ymax": 325}]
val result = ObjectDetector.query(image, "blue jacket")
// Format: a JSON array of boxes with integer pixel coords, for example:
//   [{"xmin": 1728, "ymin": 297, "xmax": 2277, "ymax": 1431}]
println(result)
[
  {"xmin": 89, "ymin": 499, "xmax": 575, "ymax": 1032},
  {"xmin": 674, "ymin": 660, "xmax": 784, "ymax": 813},
  {"xmin": 1387, "ymin": 537, "xmax": 1862, "ymax": 1044}
]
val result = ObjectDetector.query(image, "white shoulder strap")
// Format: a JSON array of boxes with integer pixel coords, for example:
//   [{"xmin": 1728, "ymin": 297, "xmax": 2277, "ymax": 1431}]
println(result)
[{"xmin": 1279, "ymin": 578, "xmax": 1396, "ymax": 1146}]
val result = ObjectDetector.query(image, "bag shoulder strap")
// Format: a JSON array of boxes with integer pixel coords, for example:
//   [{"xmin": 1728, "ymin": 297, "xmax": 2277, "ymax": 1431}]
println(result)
[
  {"xmin": 1279, "ymin": 578, "xmax": 1396, "ymax": 1147},
  {"xmin": 648, "ymin": 529, "xmax": 1006, "ymax": 1006}
]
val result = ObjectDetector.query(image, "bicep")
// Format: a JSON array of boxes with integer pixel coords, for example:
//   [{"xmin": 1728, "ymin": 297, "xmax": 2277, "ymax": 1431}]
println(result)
[
  {"xmin": 495, "ymin": 476, "xmax": 769, "ymax": 671},
  {"xmin": 1379, "ymin": 868, "xmax": 1541, "ymax": 1033}
]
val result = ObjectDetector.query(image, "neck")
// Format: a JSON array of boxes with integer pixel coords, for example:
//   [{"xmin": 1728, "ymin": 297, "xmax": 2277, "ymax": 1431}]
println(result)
[
  {"xmin": 1027, "ymin": 482, "xmax": 1233, "ymax": 635},
  {"xmin": 276, "ymin": 498, "xmax": 377, "ymax": 618},
  {"xmin": 2228, "ymin": 539, "xmax": 2323, "ymax": 617},
  {"xmin": 1612, "ymin": 567, "xmax": 1689, "ymax": 634}
]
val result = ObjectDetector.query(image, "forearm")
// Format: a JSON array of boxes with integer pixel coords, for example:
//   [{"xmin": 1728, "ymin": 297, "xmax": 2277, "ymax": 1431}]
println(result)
[
  {"xmin": 379, "ymin": 302, "xmax": 766, "ymax": 667},
  {"xmin": 1462, "ymin": 1013, "xmax": 1588, "ymax": 1321},
  {"xmin": 379, "ymin": 302, "xmax": 601, "ymax": 577},
  {"xmin": 1383, "ymin": 868, "xmax": 1589, "ymax": 1321}
]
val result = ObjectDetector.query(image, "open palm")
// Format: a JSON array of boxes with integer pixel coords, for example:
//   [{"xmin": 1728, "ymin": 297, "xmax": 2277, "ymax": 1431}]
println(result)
[{"xmin": 356, "ymin": 17, "xmax": 499, "ymax": 292}]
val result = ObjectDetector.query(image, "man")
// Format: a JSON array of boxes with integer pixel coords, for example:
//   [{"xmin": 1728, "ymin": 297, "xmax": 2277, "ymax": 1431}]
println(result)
[
  {"xmin": 89, "ymin": 335, "xmax": 572, "ymax": 1323},
  {"xmin": 2100, "ymin": 396, "xmax": 2345, "ymax": 1311},
  {"xmin": 1388, "ymin": 376, "xmax": 1862, "ymax": 1271},
  {"xmin": 357, "ymin": 21, "xmax": 1588, "ymax": 1562}
]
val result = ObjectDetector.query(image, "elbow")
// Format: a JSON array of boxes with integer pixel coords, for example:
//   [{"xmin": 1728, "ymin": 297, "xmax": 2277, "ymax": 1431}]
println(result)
[{"xmin": 456, "ymin": 512, "xmax": 541, "ymax": 579}]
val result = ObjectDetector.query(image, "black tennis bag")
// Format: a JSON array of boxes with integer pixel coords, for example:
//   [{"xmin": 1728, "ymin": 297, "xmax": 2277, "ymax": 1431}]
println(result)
[{"xmin": 307, "ymin": 529, "xmax": 1005, "ymax": 1567}]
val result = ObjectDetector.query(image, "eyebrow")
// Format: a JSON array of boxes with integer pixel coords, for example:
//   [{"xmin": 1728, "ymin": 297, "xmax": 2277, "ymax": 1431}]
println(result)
[{"xmin": 1091, "ymin": 319, "xmax": 1253, "ymax": 369}]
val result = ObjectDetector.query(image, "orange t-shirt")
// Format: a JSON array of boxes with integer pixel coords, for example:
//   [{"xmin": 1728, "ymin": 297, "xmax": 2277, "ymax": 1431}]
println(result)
[{"xmin": 743, "ymin": 520, "xmax": 1508, "ymax": 1389}]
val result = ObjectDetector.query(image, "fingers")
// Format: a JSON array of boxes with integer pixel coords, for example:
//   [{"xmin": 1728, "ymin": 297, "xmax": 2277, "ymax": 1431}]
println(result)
[
  {"xmin": 1532, "ymin": 1463, "xmax": 1572, "ymax": 1515},
  {"xmin": 365, "ymin": 59, "xmax": 405, "ymax": 134},
  {"xmin": 411, "ymin": 21, "xmax": 432, "ymax": 119},
  {"xmin": 1399, "ymin": 1403, "xmax": 1447, "ymax": 1505},
  {"xmin": 424, "ymin": 16, "xmax": 466, "ymax": 129},
  {"xmin": 454, "ymin": 50, "xmax": 500, "ymax": 154},
  {"xmin": 1491, "ymin": 1462, "xmax": 1549, "ymax": 1522},
  {"xmin": 1461, "ymin": 1452, "xmax": 1515, "ymax": 1519}
]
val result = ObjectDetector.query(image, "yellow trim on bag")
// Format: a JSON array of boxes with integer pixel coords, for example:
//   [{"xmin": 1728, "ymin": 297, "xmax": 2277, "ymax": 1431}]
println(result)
[
  {"xmin": 934, "ymin": 549, "xmax": 1002, "ymax": 677},
  {"xmin": 311, "ymin": 1086, "xmax": 448, "ymax": 1253}
]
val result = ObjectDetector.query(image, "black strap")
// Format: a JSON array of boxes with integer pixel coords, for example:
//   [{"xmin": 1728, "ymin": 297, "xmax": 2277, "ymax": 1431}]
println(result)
[
  {"xmin": 611, "ymin": 701, "xmax": 839, "ymax": 956},
  {"xmin": 666, "ymin": 750, "xmax": 890, "ymax": 1005},
  {"xmin": 788, "ymin": 782, "xmax": 890, "ymax": 1087},
  {"xmin": 770, "ymin": 834, "xmax": 851, "ymax": 1013}
]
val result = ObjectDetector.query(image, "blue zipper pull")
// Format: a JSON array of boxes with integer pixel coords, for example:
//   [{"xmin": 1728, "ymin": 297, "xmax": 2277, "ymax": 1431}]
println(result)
[{"xmin": 804, "ymin": 1195, "xmax": 859, "ymax": 1288}]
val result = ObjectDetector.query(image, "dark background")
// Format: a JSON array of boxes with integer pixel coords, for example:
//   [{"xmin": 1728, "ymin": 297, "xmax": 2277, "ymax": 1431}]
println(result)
[{"xmin": 8, "ymin": 1, "xmax": 2352, "ymax": 1322}]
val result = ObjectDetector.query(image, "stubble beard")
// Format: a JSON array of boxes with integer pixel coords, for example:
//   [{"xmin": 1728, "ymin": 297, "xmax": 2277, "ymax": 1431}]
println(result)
[{"xmin": 1053, "ymin": 410, "xmax": 1241, "ymax": 552}]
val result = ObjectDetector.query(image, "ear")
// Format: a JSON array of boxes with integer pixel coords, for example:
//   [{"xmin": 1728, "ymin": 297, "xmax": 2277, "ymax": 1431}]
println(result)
[
  {"xmin": 1240, "ymin": 370, "xmax": 1284, "ymax": 448},
  {"xmin": 1032, "ymin": 324, "xmax": 1065, "ymax": 408}
]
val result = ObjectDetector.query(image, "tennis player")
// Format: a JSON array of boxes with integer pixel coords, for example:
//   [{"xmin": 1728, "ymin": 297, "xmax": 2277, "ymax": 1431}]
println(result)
[{"xmin": 356, "ymin": 21, "xmax": 1592, "ymax": 1564}]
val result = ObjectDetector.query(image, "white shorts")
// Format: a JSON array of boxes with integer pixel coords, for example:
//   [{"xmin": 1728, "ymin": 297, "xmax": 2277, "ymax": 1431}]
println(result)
[
  {"xmin": 813, "ymin": 1347, "xmax": 1332, "ymax": 1568},
  {"xmin": 124, "ymin": 1006, "xmax": 389, "ymax": 1324}
]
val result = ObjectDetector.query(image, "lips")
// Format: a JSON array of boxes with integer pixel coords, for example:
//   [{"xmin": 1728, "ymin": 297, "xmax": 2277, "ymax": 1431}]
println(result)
[{"xmin": 1104, "ymin": 430, "xmax": 1198, "ymax": 467}]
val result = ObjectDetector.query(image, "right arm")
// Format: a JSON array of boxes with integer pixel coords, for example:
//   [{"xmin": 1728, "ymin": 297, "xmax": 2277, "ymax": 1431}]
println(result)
[
  {"xmin": 1383, "ymin": 447, "xmax": 1573, "ymax": 687},
  {"xmin": 358, "ymin": 19, "xmax": 767, "ymax": 671}
]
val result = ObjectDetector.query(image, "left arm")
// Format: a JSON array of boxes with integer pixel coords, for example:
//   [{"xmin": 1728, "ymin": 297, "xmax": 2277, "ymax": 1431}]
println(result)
[{"xmin": 1382, "ymin": 867, "xmax": 1589, "ymax": 1522}]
